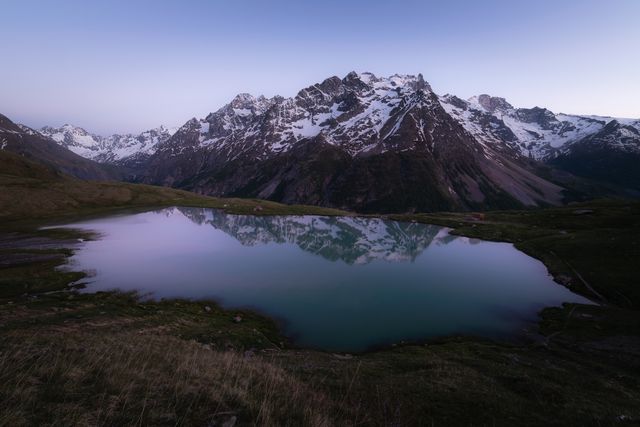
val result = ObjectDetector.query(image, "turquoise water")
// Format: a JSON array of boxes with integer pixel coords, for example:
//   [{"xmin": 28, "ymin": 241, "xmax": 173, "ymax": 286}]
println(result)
[{"xmin": 60, "ymin": 207, "xmax": 590, "ymax": 351}]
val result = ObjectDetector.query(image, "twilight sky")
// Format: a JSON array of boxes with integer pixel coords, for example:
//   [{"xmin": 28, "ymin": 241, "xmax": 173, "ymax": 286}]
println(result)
[{"xmin": 1, "ymin": 0, "xmax": 638, "ymax": 135}]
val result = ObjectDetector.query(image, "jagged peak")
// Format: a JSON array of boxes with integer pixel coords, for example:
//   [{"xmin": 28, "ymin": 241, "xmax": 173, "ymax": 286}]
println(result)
[
  {"xmin": 41, "ymin": 123, "xmax": 92, "ymax": 135},
  {"xmin": 415, "ymin": 73, "xmax": 428, "ymax": 91},
  {"xmin": 344, "ymin": 70, "xmax": 359, "ymax": 80},
  {"xmin": 388, "ymin": 73, "xmax": 417, "ymax": 85},
  {"xmin": 230, "ymin": 93, "xmax": 258, "ymax": 108},
  {"xmin": 440, "ymin": 94, "xmax": 468, "ymax": 110},
  {"xmin": 64, "ymin": 123, "xmax": 86, "ymax": 132},
  {"xmin": 141, "ymin": 125, "xmax": 178, "ymax": 136},
  {"xmin": 598, "ymin": 119, "xmax": 640, "ymax": 136},
  {"xmin": 470, "ymin": 94, "xmax": 514, "ymax": 113},
  {"xmin": 340, "ymin": 71, "xmax": 434, "ymax": 93},
  {"xmin": 310, "ymin": 76, "xmax": 344, "ymax": 96},
  {"xmin": 357, "ymin": 71, "xmax": 378, "ymax": 84},
  {"xmin": 181, "ymin": 117, "xmax": 200, "ymax": 127},
  {"xmin": 604, "ymin": 119, "xmax": 620, "ymax": 128},
  {"xmin": 341, "ymin": 71, "xmax": 372, "ymax": 90}
]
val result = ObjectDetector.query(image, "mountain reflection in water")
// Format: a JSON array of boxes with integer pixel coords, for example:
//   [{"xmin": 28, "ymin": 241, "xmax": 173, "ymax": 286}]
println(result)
[
  {"xmin": 174, "ymin": 207, "xmax": 456, "ymax": 265},
  {"xmin": 59, "ymin": 207, "xmax": 591, "ymax": 351}
]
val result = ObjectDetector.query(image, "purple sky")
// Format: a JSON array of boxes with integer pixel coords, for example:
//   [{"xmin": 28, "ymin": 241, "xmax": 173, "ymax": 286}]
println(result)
[{"xmin": 1, "ymin": 0, "xmax": 638, "ymax": 135}]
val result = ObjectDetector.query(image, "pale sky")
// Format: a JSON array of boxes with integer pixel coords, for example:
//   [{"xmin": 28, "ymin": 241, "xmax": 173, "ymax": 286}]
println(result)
[{"xmin": 1, "ymin": 0, "xmax": 639, "ymax": 135}]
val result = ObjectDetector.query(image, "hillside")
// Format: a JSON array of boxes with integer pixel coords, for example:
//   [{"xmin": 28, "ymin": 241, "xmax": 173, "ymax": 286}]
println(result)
[
  {"xmin": 0, "ymin": 150, "xmax": 346, "ymax": 223},
  {"xmin": 0, "ymin": 114, "xmax": 117, "ymax": 181}
]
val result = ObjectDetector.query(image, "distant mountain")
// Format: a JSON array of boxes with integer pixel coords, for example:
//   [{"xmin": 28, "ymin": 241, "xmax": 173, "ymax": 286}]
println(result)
[
  {"xmin": 36, "ymin": 71, "xmax": 640, "ymax": 212},
  {"xmin": 0, "ymin": 114, "xmax": 116, "ymax": 181},
  {"xmin": 549, "ymin": 120, "xmax": 640, "ymax": 190},
  {"xmin": 38, "ymin": 124, "xmax": 177, "ymax": 169},
  {"xmin": 438, "ymin": 94, "xmax": 618, "ymax": 160},
  {"xmin": 438, "ymin": 94, "xmax": 640, "ymax": 192}
]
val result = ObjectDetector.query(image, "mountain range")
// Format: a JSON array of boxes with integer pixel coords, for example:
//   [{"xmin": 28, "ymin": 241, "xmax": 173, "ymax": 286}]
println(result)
[
  {"xmin": 39, "ymin": 124, "xmax": 178, "ymax": 169},
  {"xmin": 4, "ymin": 71, "xmax": 640, "ymax": 212}
]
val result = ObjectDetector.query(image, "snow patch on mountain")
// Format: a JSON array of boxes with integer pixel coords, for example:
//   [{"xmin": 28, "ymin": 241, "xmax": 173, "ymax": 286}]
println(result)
[
  {"xmin": 38, "ymin": 124, "xmax": 178, "ymax": 164},
  {"xmin": 161, "ymin": 72, "xmax": 436, "ymax": 159},
  {"xmin": 40, "ymin": 71, "xmax": 639, "ymax": 167},
  {"xmin": 438, "ymin": 94, "xmax": 637, "ymax": 160},
  {"xmin": 559, "ymin": 120, "xmax": 640, "ymax": 154}
]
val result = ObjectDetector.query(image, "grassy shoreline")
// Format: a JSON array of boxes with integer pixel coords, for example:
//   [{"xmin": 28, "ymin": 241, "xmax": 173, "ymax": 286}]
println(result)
[
  {"xmin": 2, "ymin": 167, "xmax": 640, "ymax": 424},
  {"xmin": 390, "ymin": 199, "xmax": 639, "ymax": 309}
]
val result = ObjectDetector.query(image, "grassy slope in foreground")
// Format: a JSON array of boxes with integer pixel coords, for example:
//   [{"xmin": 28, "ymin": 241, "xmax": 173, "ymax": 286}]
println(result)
[{"xmin": 1, "ymin": 151, "xmax": 640, "ymax": 426}]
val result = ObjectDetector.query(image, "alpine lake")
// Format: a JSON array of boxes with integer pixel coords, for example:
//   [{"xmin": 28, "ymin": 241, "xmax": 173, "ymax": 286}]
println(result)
[{"xmin": 55, "ymin": 207, "xmax": 591, "ymax": 352}]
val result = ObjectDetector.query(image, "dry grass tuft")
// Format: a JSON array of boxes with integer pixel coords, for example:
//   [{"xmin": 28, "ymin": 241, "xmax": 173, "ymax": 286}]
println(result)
[{"xmin": 0, "ymin": 331, "xmax": 336, "ymax": 426}]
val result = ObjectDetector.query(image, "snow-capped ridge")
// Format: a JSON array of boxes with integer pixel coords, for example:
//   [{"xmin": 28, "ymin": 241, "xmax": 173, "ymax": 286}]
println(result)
[
  {"xmin": 41, "ymin": 71, "xmax": 639, "ymax": 167},
  {"xmin": 470, "ymin": 94, "xmax": 514, "ymax": 113},
  {"xmin": 439, "ymin": 92, "xmax": 639, "ymax": 159},
  {"xmin": 163, "ymin": 71, "xmax": 443, "ymax": 159},
  {"xmin": 38, "ymin": 123, "xmax": 177, "ymax": 164}
]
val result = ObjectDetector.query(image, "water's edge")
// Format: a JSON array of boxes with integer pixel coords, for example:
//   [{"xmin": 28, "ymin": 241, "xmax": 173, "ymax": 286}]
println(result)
[{"xmin": 51, "ymin": 206, "xmax": 594, "ymax": 353}]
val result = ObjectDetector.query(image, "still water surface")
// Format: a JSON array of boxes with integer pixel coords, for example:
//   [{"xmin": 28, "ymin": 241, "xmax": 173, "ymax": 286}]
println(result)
[{"xmin": 59, "ymin": 207, "xmax": 590, "ymax": 351}]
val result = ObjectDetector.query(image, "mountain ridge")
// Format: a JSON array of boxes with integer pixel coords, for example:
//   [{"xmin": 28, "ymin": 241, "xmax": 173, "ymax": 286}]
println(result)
[
  {"xmin": 38, "ymin": 123, "xmax": 178, "ymax": 168},
  {"xmin": 136, "ymin": 72, "xmax": 567, "ymax": 212},
  {"xmin": 11, "ymin": 71, "xmax": 640, "ymax": 212},
  {"xmin": 33, "ymin": 72, "xmax": 640, "ymax": 165}
]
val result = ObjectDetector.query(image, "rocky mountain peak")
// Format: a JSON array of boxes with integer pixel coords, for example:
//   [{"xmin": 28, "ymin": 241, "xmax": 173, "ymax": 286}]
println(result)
[
  {"xmin": 474, "ymin": 95, "xmax": 513, "ymax": 113},
  {"xmin": 36, "ymin": 71, "xmax": 640, "ymax": 204},
  {"xmin": 414, "ymin": 73, "xmax": 431, "ymax": 92},
  {"xmin": 38, "ymin": 122, "xmax": 177, "ymax": 165},
  {"xmin": 603, "ymin": 119, "xmax": 621, "ymax": 131},
  {"xmin": 357, "ymin": 72, "xmax": 378, "ymax": 84},
  {"xmin": 514, "ymin": 107, "xmax": 558, "ymax": 129},
  {"xmin": 342, "ymin": 71, "xmax": 371, "ymax": 91},
  {"xmin": 589, "ymin": 119, "xmax": 640, "ymax": 149},
  {"xmin": 314, "ymin": 75, "xmax": 343, "ymax": 95},
  {"xmin": 230, "ymin": 93, "xmax": 259, "ymax": 109}
]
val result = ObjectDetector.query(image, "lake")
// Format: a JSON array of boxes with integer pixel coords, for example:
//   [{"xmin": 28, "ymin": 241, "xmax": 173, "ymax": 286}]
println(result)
[{"xmin": 58, "ymin": 207, "xmax": 591, "ymax": 351}]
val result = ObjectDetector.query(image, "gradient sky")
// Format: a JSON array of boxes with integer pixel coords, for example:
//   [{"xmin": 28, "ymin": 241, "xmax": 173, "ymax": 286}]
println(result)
[{"xmin": 1, "ymin": 0, "xmax": 638, "ymax": 135}]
